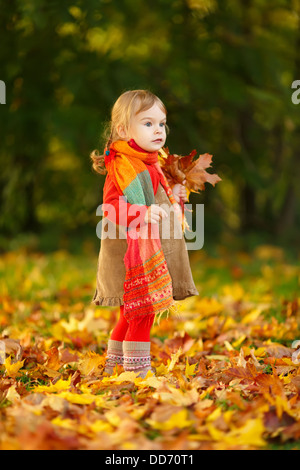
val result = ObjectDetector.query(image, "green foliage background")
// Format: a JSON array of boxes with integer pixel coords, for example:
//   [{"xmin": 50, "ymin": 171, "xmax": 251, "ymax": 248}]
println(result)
[{"xmin": 0, "ymin": 0, "xmax": 299, "ymax": 254}]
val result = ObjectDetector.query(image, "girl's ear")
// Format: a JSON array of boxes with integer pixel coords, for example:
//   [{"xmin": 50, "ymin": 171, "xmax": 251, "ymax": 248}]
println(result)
[{"xmin": 116, "ymin": 124, "xmax": 128, "ymax": 139}]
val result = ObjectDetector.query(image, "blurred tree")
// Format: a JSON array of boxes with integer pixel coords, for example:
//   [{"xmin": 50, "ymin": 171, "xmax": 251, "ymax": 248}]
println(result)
[{"xmin": 0, "ymin": 0, "xmax": 299, "ymax": 250}]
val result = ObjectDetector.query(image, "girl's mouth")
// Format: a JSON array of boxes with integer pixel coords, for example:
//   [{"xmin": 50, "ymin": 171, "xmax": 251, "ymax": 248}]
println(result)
[{"xmin": 153, "ymin": 138, "xmax": 163, "ymax": 143}]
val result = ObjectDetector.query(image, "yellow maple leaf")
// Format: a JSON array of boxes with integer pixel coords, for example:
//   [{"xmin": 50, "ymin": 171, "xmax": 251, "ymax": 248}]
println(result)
[
  {"xmin": 90, "ymin": 420, "xmax": 114, "ymax": 433},
  {"xmin": 155, "ymin": 363, "xmax": 169, "ymax": 376},
  {"xmin": 228, "ymin": 418, "xmax": 267, "ymax": 447},
  {"xmin": 206, "ymin": 407, "xmax": 222, "ymax": 423},
  {"xmin": 102, "ymin": 371, "xmax": 143, "ymax": 384},
  {"xmin": 146, "ymin": 408, "xmax": 193, "ymax": 431},
  {"xmin": 185, "ymin": 359, "xmax": 197, "ymax": 377},
  {"xmin": 4, "ymin": 356, "xmax": 24, "ymax": 377},
  {"xmin": 264, "ymin": 392, "xmax": 294, "ymax": 420},
  {"xmin": 33, "ymin": 376, "xmax": 72, "ymax": 393},
  {"xmin": 56, "ymin": 390, "xmax": 105, "ymax": 407},
  {"xmin": 208, "ymin": 418, "xmax": 266, "ymax": 448},
  {"xmin": 51, "ymin": 416, "xmax": 89, "ymax": 435},
  {"xmin": 167, "ymin": 347, "xmax": 182, "ymax": 372}
]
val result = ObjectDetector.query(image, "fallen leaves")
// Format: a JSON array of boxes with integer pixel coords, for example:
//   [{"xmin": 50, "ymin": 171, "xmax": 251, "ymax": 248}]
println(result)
[{"xmin": 0, "ymin": 246, "xmax": 299, "ymax": 449}]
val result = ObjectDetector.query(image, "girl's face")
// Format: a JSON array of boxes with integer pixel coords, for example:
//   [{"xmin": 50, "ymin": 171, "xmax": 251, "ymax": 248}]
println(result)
[{"xmin": 119, "ymin": 103, "xmax": 167, "ymax": 152}]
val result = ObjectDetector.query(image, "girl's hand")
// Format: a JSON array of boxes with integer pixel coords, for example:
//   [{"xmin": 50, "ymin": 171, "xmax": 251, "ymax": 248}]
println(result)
[
  {"xmin": 144, "ymin": 204, "xmax": 168, "ymax": 224},
  {"xmin": 172, "ymin": 181, "xmax": 188, "ymax": 204}
]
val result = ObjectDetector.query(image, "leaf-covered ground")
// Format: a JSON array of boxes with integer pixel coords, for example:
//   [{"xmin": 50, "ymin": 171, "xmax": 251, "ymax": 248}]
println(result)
[{"xmin": 0, "ymin": 244, "xmax": 299, "ymax": 450}]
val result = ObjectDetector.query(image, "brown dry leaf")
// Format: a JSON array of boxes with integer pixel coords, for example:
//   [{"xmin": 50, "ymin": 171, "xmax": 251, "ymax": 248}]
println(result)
[
  {"xmin": 160, "ymin": 148, "xmax": 221, "ymax": 193},
  {"xmin": 77, "ymin": 351, "xmax": 105, "ymax": 376},
  {"xmin": 254, "ymin": 373, "xmax": 285, "ymax": 397},
  {"xmin": 226, "ymin": 362, "xmax": 258, "ymax": 381},
  {"xmin": 44, "ymin": 347, "xmax": 61, "ymax": 371},
  {"xmin": 184, "ymin": 153, "xmax": 222, "ymax": 192},
  {"xmin": 264, "ymin": 343, "xmax": 293, "ymax": 358},
  {"xmin": 0, "ymin": 338, "xmax": 23, "ymax": 362}
]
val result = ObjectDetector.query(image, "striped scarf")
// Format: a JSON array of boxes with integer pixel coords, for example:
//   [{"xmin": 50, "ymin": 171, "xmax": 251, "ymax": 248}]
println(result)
[{"xmin": 104, "ymin": 140, "xmax": 180, "ymax": 321}]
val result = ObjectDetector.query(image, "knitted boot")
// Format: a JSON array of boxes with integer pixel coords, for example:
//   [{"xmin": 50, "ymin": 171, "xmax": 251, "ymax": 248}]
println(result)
[
  {"xmin": 123, "ymin": 341, "xmax": 152, "ymax": 378},
  {"xmin": 104, "ymin": 339, "xmax": 124, "ymax": 374}
]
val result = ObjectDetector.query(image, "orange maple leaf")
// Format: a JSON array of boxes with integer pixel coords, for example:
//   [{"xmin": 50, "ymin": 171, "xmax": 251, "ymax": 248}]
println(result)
[{"xmin": 160, "ymin": 148, "xmax": 221, "ymax": 193}]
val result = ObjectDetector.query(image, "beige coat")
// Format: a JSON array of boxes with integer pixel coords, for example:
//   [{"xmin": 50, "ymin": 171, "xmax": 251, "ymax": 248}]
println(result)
[{"xmin": 92, "ymin": 183, "xmax": 199, "ymax": 306}]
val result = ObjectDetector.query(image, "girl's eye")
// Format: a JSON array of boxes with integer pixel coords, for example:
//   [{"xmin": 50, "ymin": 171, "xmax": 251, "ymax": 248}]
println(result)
[{"xmin": 144, "ymin": 121, "xmax": 166, "ymax": 127}]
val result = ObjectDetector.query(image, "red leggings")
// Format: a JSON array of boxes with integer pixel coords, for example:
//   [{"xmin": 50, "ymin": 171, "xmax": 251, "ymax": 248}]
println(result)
[{"xmin": 110, "ymin": 305, "xmax": 155, "ymax": 342}]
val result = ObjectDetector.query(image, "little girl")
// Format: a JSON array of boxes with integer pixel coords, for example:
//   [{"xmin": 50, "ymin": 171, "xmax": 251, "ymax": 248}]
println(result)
[{"xmin": 91, "ymin": 90, "xmax": 199, "ymax": 377}]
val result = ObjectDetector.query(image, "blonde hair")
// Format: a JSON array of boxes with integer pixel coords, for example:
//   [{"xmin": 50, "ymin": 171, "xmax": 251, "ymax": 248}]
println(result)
[{"xmin": 90, "ymin": 90, "xmax": 167, "ymax": 175}]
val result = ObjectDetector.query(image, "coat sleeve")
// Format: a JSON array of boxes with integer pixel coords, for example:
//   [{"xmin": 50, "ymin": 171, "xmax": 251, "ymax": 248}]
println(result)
[{"xmin": 102, "ymin": 175, "xmax": 149, "ymax": 228}]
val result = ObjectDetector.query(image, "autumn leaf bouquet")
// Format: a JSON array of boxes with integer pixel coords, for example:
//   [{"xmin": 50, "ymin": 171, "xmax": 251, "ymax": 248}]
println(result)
[{"xmin": 159, "ymin": 147, "xmax": 222, "ymax": 231}]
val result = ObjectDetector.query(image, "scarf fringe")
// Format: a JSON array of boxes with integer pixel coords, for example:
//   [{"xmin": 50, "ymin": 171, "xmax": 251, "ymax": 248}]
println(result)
[{"xmin": 154, "ymin": 300, "xmax": 180, "ymax": 325}]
